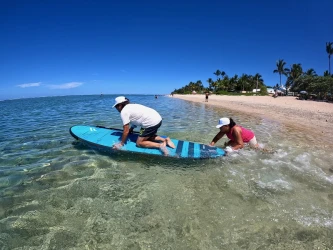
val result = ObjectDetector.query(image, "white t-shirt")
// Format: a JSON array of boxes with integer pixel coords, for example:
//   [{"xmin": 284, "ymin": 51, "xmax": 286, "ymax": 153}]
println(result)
[{"xmin": 120, "ymin": 104, "xmax": 162, "ymax": 128}]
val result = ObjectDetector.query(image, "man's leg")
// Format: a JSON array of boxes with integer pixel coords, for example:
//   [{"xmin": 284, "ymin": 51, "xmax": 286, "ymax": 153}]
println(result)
[
  {"xmin": 136, "ymin": 136, "xmax": 169, "ymax": 155},
  {"xmin": 153, "ymin": 135, "xmax": 176, "ymax": 148}
]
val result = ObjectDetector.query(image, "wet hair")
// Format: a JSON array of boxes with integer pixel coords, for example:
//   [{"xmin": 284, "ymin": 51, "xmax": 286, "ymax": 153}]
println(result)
[{"xmin": 229, "ymin": 118, "xmax": 236, "ymax": 128}]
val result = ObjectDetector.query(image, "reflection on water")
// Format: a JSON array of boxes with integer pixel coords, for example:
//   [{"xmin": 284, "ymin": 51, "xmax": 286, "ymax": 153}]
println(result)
[{"xmin": 0, "ymin": 95, "xmax": 333, "ymax": 249}]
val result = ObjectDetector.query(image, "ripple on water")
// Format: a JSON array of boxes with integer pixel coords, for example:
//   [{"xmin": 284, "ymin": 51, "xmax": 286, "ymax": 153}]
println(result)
[{"xmin": 1, "ymin": 96, "xmax": 333, "ymax": 249}]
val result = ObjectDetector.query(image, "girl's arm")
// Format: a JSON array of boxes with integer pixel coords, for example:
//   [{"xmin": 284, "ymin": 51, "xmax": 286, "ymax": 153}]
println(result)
[
  {"xmin": 230, "ymin": 127, "xmax": 244, "ymax": 150},
  {"xmin": 209, "ymin": 131, "xmax": 225, "ymax": 146}
]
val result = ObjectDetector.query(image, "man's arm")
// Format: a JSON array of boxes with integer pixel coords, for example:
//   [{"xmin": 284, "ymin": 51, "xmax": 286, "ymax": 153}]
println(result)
[
  {"xmin": 129, "ymin": 124, "xmax": 137, "ymax": 133},
  {"xmin": 113, "ymin": 123, "xmax": 130, "ymax": 149},
  {"xmin": 120, "ymin": 123, "xmax": 130, "ymax": 145}
]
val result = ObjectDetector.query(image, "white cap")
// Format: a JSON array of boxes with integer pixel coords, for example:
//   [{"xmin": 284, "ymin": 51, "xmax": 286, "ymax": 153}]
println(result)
[
  {"xmin": 216, "ymin": 117, "xmax": 230, "ymax": 128},
  {"xmin": 112, "ymin": 96, "xmax": 127, "ymax": 108}
]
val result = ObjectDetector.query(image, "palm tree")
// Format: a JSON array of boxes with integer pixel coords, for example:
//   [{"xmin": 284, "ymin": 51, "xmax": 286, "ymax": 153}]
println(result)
[
  {"xmin": 212, "ymin": 81, "xmax": 218, "ymax": 92},
  {"xmin": 220, "ymin": 75, "xmax": 229, "ymax": 91},
  {"xmin": 228, "ymin": 74, "xmax": 238, "ymax": 91},
  {"xmin": 238, "ymin": 74, "xmax": 250, "ymax": 91},
  {"xmin": 304, "ymin": 68, "xmax": 317, "ymax": 77},
  {"xmin": 207, "ymin": 78, "xmax": 213, "ymax": 91},
  {"xmin": 253, "ymin": 73, "xmax": 263, "ymax": 91},
  {"xmin": 188, "ymin": 81, "xmax": 195, "ymax": 93},
  {"xmin": 323, "ymin": 70, "xmax": 333, "ymax": 77},
  {"xmin": 254, "ymin": 73, "xmax": 263, "ymax": 82},
  {"xmin": 273, "ymin": 59, "xmax": 290, "ymax": 87},
  {"xmin": 288, "ymin": 64, "xmax": 303, "ymax": 91},
  {"xmin": 213, "ymin": 70, "xmax": 221, "ymax": 81},
  {"xmin": 326, "ymin": 42, "xmax": 333, "ymax": 74},
  {"xmin": 221, "ymin": 71, "xmax": 226, "ymax": 78},
  {"xmin": 195, "ymin": 80, "xmax": 204, "ymax": 92}
]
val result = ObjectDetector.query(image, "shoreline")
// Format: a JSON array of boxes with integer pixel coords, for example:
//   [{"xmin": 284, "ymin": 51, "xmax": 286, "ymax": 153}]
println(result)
[{"xmin": 172, "ymin": 94, "xmax": 333, "ymax": 146}]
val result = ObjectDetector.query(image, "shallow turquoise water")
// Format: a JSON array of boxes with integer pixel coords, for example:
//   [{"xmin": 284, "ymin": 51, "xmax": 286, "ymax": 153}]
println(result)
[{"xmin": 0, "ymin": 95, "xmax": 332, "ymax": 249}]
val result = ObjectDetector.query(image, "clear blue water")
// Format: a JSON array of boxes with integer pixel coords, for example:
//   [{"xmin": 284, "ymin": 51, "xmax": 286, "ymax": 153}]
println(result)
[{"xmin": 0, "ymin": 95, "xmax": 333, "ymax": 249}]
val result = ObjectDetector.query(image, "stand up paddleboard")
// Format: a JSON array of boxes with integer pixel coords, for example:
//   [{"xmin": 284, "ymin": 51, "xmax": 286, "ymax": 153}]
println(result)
[{"xmin": 69, "ymin": 125, "xmax": 225, "ymax": 159}]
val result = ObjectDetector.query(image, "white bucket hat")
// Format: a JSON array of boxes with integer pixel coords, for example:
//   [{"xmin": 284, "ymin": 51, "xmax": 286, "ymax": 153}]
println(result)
[
  {"xmin": 112, "ymin": 96, "xmax": 127, "ymax": 108},
  {"xmin": 216, "ymin": 117, "xmax": 230, "ymax": 128}
]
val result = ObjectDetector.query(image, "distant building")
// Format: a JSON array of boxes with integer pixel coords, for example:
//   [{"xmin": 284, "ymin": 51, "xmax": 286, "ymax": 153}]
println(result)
[{"xmin": 267, "ymin": 88, "xmax": 275, "ymax": 94}]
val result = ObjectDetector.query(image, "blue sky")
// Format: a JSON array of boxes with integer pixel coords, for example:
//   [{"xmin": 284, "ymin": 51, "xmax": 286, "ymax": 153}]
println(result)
[{"xmin": 1, "ymin": 0, "xmax": 332, "ymax": 100}]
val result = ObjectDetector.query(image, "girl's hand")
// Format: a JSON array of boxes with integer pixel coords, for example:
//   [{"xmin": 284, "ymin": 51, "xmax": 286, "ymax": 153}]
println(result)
[{"xmin": 225, "ymin": 146, "xmax": 233, "ymax": 153}]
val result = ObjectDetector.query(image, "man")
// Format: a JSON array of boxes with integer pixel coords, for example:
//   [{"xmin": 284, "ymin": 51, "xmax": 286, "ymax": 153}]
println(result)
[{"xmin": 112, "ymin": 96, "xmax": 175, "ymax": 155}]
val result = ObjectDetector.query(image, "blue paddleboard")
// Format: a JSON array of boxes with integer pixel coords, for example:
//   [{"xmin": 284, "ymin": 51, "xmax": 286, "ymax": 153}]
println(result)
[{"xmin": 70, "ymin": 125, "xmax": 225, "ymax": 159}]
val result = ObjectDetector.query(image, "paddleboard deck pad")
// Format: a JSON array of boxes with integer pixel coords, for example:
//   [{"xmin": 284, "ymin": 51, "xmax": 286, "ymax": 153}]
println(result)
[{"xmin": 70, "ymin": 125, "xmax": 225, "ymax": 159}]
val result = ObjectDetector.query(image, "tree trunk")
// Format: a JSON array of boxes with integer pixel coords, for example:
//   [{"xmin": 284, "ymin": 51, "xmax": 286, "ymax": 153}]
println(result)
[{"xmin": 256, "ymin": 76, "xmax": 258, "ymax": 92}]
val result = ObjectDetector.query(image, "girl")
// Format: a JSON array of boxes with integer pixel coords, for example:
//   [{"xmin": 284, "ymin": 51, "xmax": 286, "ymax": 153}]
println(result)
[{"xmin": 209, "ymin": 117, "xmax": 259, "ymax": 153}]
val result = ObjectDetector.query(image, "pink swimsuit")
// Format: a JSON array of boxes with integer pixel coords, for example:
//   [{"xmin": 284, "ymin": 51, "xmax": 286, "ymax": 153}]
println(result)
[{"xmin": 226, "ymin": 125, "xmax": 255, "ymax": 143}]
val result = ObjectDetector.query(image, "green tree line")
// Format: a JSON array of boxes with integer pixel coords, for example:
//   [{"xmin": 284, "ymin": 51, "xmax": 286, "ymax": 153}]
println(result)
[
  {"xmin": 172, "ymin": 72, "xmax": 266, "ymax": 95},
  {"xmin": 172, "ymin": 42, "xmax": 333, "ymax": 98}
]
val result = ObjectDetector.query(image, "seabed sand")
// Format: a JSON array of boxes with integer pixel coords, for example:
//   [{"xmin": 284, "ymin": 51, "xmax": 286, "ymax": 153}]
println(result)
[{"xmin": 173, "ymin": 94, "xmax": 333, "ymax": 147}]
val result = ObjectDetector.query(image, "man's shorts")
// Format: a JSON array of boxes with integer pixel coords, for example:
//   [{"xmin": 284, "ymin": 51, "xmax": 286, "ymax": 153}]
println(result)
[{"xmin": 139, "ymin": 121, "xmax": 162, "ymax": 138}]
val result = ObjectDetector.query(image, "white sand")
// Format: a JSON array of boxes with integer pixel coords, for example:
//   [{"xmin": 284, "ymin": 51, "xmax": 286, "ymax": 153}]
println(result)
[{"xmin": 172, "ymin": 94, "xmax": 333, "ymax": 145}]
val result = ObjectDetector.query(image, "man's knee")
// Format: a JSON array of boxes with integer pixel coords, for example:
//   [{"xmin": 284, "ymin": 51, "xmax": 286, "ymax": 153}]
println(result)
[
  {"xmin": 136, "ymin": 138, "xmax": 142, "ymax": 147},
  {"xmin": 136, "ymin": 137, "xmax": 147, "ymax": 147},
  {"xmin": 148, "ymin": 135, "xmax": 156, "ymax": 141}
]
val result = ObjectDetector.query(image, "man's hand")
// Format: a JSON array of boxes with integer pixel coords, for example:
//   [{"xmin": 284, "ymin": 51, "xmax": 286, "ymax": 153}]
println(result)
[{"xmin": 113, "ymin": 142, "xmax": 124, "ymax": 149}]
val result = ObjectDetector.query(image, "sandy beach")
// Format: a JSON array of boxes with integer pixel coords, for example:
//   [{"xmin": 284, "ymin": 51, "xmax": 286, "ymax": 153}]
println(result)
[{"xmin": 173, "ymin": 94, "xmax": 333, "ymax": 145}]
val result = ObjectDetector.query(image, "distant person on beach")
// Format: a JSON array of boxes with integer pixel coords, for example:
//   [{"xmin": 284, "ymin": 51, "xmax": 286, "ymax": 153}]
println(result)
[
  {"xmin": 112, "ymin": 96, "xmax": 175, "ymax": 155},
  {"xmin": 273, "ymin": 86, "xmax": 278, "ymax": 98},
  {"xmin": 209, "ymin": 117, "xmax": 259, "ymax": 153},
  {"xmin": 205, "ymin": 92, "xmax": 209, "ymax": 102}
]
